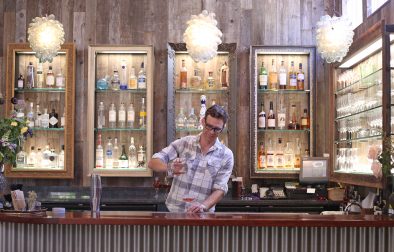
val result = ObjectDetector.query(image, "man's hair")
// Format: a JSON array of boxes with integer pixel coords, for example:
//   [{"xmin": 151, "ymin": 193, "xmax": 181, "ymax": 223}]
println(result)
[{"xmin": 204, "ymin": 104, "xmax": 228, "ymax": 125}]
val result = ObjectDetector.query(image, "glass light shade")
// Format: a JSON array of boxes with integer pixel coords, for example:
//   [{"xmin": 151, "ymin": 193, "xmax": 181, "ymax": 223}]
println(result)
[
  {"xmin": 183, "ymin": 10, "xmax": 223, "ymax": 63},
  {"xmin": 316, "ymin": 15, "xmax": 354, "ymax": 63},
  {"xmin": 27, "ymin": 14, "xmax": 65, "ymax": 63}
]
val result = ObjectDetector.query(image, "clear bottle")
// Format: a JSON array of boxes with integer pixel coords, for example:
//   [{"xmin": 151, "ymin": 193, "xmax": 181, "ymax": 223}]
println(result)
[
  {"xmin": 294, "ymin": 138, "xmax": 301, "ymax": 168},
  {"xmin": 42, "ymin": 145, "xmax": 51, "ymax": 168},
  {"xmin": 301, "ymin": 108, "xmax": 310, "ymax": 129},
  {"xmin": 258, "ymin": 102, "xmax": 266, "ymax": 129},
  {"xmin": 275, "ymin": 138, "xmax": 284, "ymax": 168},
  {"xmin": 284, "ymin": 142, "xmax": 294, "ymax": 168},
  {"xmin": 119, "ymin": 145, "xmax": 129, "ymax": 168},
  {"xmin": 297, "ymin": 63, "xmax": 305, "ymax": 90},
  {"xmin": 36, "ymin": 62, "xmax": 44, "ymax": 88},
  {"xmin": 41, "ymin": 109, "xmax": 50, "ymax": 128},
  {"xmin": 267, "ymin": 101, "xmax": 275, "ymax": 129},
  {"xmin": 266, "ymin": 138, "xmax": 275, "ymax": 168},
  {"xmin": 118, "ymin": 102, "xmax": 126, "ymax": 128},
  {"xmin": 105, "ymin": 137, "xmax": 113, "ymax": 169},
  {"xmin": 111, "ymin": 69, "xmax": 120, "ymax": 91},
  {"xmin": 190, "ymin": 66, "xmax": 201, "ymax": 89},
  {"xmin": 288, "ymin": 104, "xmax": 300, "ymax": 130},
  {"xmin": 16, "ymin": 147, "xmax": 27, "ymax": 168},
  {"xmin": 128, "ymin": 137, "xmax": 137, "ymax": 168},
  {"xmin": 137, "ymin": 62, "xmax": 146, "ymax": 89},
  {"xmin": 198, "ymin": 95, "xmax": 207, "ymax": 129},
  {"xmin": 58, "ymin": 145, "xmax": 65, "ymax": 169},
  {"xmin": 49, "ymin": 148, "xmax": 58, "ymax": 168},
  {"xmin": 112, "ymin": 137, "xmax": 120, "ymax": 168},
  {"xmin": 258, "ymin": 142, "xmax": 266, "ymax": 169},
  {"xmin": 180, "ymin": 59, "xmax": 188, "ymax": 89},
  {"xmin": 288, "ymin": 61, "xmax": 297, "ymax": 90},
  {"xmin": 127, "ymin": 103, "xmax": 135, "ymax": 128},
  {"xmin": 108, "ymin": 103, "xmax": 117, "ymax": 128},
  {"xmin": 49, "ymin": 108, "xmax": 59, "ymax": 128},
  {"xmin": 34, "ymin": 104, "xmax": 42, "ymax": 128},
  {"xmin": 36, "ymin": 148, "xmax": 43, "ymax": 167},
  {"xmin": 95, "ymin": 134, "xmax": 104, "ymax": 168},
  {"xmin": 55, "ymin": 68, "xmax": 65, "ymax": 88},
  {"xmin": 207, "ymin": 71, "xmax": 215, "ymax": 89},
  {"xmin": 259, "ymin": 62, "xmax": 268, "ymax": 89},
  {"xmin": 128, "ymin": 67, "xmax": 137, "ymax": 89},
  {"xmin": 26, "ymin": 102, "xmax": 35, "ymax": 128},
  {"xmin": 26, "ymin": 62, "xmax": 35, "ymax": 88},
  {"xmin": 277, "ymin": 100, "xmax": 286, "ymax": 130},
  {"xmin": 176, "ymin": 107, "xmax": 187, "ymax": 129},
  {"xmin": 46, "ymin": 66, "xmax": 55, "ymax": 87},
  {"xmin": 17, "ymin": 74, "xmax": 24, "ymax": 89},
  {"xmin": 60, "ymin": 112, "xmax": 65, "ymax": 128},
  {"xmin": 97, "ymin": 101, "xmax": 105, "ymax": 129},
  {"xmin": 268, "ymin": 59, "xmax": 278, "ymax": 90},
  {"xmin": 279, "ymin": 60, "xmax": 287, "ymax": 89},
  {"xmin": 27, "ymin": 146, "xmax": 37, "ymax": 168},
  {"xmin": 220, "ymin": 61, "xmax": 229, "ymax": 89},
  {"xmin": 186, "ymin": 108, "xmax": 198, "ymax": 129},
  {"xmin": 137, "ymin": 146, "xmax": 146, "ymax": 168},
  {"xmin": 120, "ymin": 61, "xmax": 128, "ymax": 90},
  {"xmin": 139, "ymin": 98, "xmax": 146, "ymax": 128}
]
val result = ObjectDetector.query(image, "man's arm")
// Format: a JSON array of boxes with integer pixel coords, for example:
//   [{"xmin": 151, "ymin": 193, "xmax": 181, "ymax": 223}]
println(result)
[
  {"xmin": 187, "ymin": 190, "xmax": 224, "ymax": 213},
  {"xmin": 147, "ymin": 158, "xmax": 168, "ymax": 173}
]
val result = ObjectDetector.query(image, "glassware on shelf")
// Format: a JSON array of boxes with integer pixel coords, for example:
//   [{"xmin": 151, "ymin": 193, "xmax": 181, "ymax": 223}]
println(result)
[
  {"xmin": 186, "ymin": 108, "xmax": 199, "ymax": 129},
  {"xmin": 176, "ymin": 108, "xmax": 187, "ymax": 129}
]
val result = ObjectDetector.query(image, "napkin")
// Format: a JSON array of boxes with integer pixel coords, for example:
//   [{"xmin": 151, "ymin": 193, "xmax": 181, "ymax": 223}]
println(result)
[{"xmin": 11, "ymin": 190, "xmax": 26, "ymax": 211}]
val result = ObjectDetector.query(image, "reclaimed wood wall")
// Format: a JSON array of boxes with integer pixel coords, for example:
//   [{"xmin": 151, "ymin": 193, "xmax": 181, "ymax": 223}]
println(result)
[{"xmin": 0, "ymin": 0, "xmax": 341, "ymax": 187}]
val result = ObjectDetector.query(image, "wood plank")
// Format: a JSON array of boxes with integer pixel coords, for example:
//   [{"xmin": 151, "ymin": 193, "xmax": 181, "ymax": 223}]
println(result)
[
  {"xmin": 15, "ymin": 0, "xmax": 26, "ymax": 43},
  {"xmin": 288, "ymin": 0, "xmax": 301, "ymax": 45},
  {"xmin": 108, "ymin": 0, "xmax": 120, "ymax": 44},
  {"xmin": 300, "ymin": 0, "xmax": 313, "ymax": 46},
  {"xmin": 95, "ymin": 0, "xmax": 110, "ymax": 44},
  {"xmin": 264, "ymin": 0, "xmax": 277, "ymax": 45},
  {"xmin": 277, "ymin": 0, "xmax": 289, "ymax": 45},
  {"xmin": 61, "ymin": 0, "xmax": 74, "ymax": 42}
]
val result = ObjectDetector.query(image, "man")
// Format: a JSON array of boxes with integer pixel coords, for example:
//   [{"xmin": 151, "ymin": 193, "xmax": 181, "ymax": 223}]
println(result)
[{"xmin": 148, "ymin": 105, "xmax": 234, "ymax": 213}]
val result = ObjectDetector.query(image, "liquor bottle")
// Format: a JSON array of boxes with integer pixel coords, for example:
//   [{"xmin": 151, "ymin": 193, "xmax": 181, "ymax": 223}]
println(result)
[
  {"xmin": 137, "ymin": 146, "xmax": 146, "ymax": 167},
  {"xmin": 108, "ymin": 103, "xmax": 117, "ymax": 128},
  {"xmin": 288, "ymin": 61, "xmax": 297, "ymax": 90},
  {"xmin": 46, "ymin": 66, "xmax": 55, "ymax": 87},
  {"xmin": 42, "ymin": 145, "xmax": 51, "ymax": 168},
  {"xmin": 297, "ymin": 63, "xmax": 305, "ymax": 90},
  {"xmin": 128, "ymin": 137, "xmax": 137, "ymax": 168},
  {"xmin": 16, "ymin": 146, "xmax": 27, "ymax": 168},
  {"xmin": 258, "ymin": 142, "xmax": 266, "ymax": 169},
  {"xmin": 55, "ymin": 68, "xmax": 65, "ymax": 88},
  {"xmin": 96, "ymin": 133, "xmax": 104, "ymax": 168},
  {"xmin": 267, "ymin": 101, "xmax": 275, "ymax": 129},
  {"xmin": 41, "ymin": 109, "xmax": 50, "ymax": 128},
  {"xmin": 127, "ymin": 103, "xmax": 135, "ymax": 128},
  {"xmin": 137, "ymin": 62, "xmax": 146, "ymax": 89},
  {"xmin": 301, "ymin": 108, "xmax": 310, "ymax": 129},
  {"xmin": 37, "ymin": 62, "xmax": 44, "ymax": 88},
  {"xmin": 139, "ymin": 98, "xmax": 146, "ymax": 128},
  {"xmin": 49, "ymin": 108, "xmax": 59, "ymax": 128},
  {"xmin": 176, "ymin": 107, "xmax": 187, "ymax": 129},
  {"xmin": 96, "ymin": 76, "xmax": 109, "ymax": 90},
  {"xmin": 105, "ymin": 137, "xmax": 113, "ymax": 169},
  {"xmin": 120, "ymin": 61, "xmax": 128, "ymax": 90},
  {"xmin": 111, "ymin": 69, "xmax": 120, "ymax": 91},
  {"xmin": 186, "ymin": 107, "xmax": 198, "ymax": 129},
  {"xmin": 284, "ymin": 142, "xmax": 294, "ymax": 168},
  {"xmin": 118, "ymin": 102, "xmax": 126, "ymax": 128},
  {"xmin": 26, "ymin": 62, "xmax": 35, "ymax": 88},
  {"xmin": 268, "ymin": 59, "xmax": 278, "ymax": 90},
  {"xmin": 288, "ymin": 104, "xmax": 300, "ymax": 130},
  {"xmin": 279, "ymin": 60, "xmax": 287, "ymax": 89},
  {"xmin": 180, "ymin": 59, "xmax": 188, "ymax": 89},
  {"xmin": 58, "ymin": 145, "xmax": 65, "ymax": 169},
  {"xmin": 97, "ymin": 101, "xmax": 105, "ymax": 129},
  {"xmin": 36, "ymin": 148, "xmax": 43, "ymax": 167},
  {"xmin": 112, "ymin": 138, "xmax": 120, "ymax": 168},
  {"xmin": 277, "ymin": 100, "xmax": 286, "ymax": 130},
  {"xmin": 60, "ymin": 112, "xmax": 65, "ymax": 128},
  {"xmin": 259, "ymin": 62, "xmax": 268, "ymax": 89},
  {"xmin": 17, "ymin": 74, "xmax": 24, "ymax": 89},
  {"xmin": 119, "ymin": 145, "xmax": 129, "ymax": 168},
  {"xmin": 198, "ymin": 95, "xmax": 207, "ymax": 130},
  {"xmin": 27, "ymin": 146, "xmax": 37, "ymax": 168},
  {"xmin": 258, "ymin": 102, "xmax": 266, "ymax": 129},
  {"xmin": 294, "ymin": 138, "xmax": 301, "ymax": 168},
  {"xmin": 266, "ymin": 138, "xmax": 275, "ymax": 168},
  {"xmin": 26, "ymin": 102, "xmax": 35, "ymax": 128},
  {"xmin": 128, "ymin": 67, "xmax": 137, "ymax": 89},
  {"xmin": 34, "ymin": 104, "xmax": 42, "ymax": 127},
  {"xmin": 275, "ymin": 138, "xmax": 284, "ymax": 168},
  {"xmin": 207, "ymin": 71, "xmax": 215, "ymax": 89},
  {"xmin": 220, "ymin": 61, "xmax": 229, "ymax": 89},
  {"xmin": 49, "ymin": 148, "xmax": 58, "ymax": 168},
  {"xmin": 190, "ymin": 66, "xmax": 201, "ymax": 89}
]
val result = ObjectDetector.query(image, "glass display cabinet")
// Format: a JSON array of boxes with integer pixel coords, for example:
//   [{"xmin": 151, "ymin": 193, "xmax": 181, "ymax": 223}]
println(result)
[
  {"xmin": 167, "ymin": 43, "xmax": 237, "ymax": 159},
  {"xmin": 250, "ymin": 46, "xmax": 316, "ymax": 178},
  {"xmin": 331, "ymin": 22, "xmax": 394, "ymax": 188},
  {"xmin": 5, "ymin": 43, "xmax": 75, "ymax": 178},
  {"xmin": 87, "ymin": 45, "xmax": 154, "ymax": 177}
]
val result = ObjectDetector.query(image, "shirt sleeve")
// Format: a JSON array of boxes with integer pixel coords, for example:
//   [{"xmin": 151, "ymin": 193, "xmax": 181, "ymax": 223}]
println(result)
[
  {"xmin": 151, "ymin": 138, "xmax": 184, "ymax": 164},
  {"xmin": 212, "ymin": 150, "xmax": 234, "ymax": 194}
]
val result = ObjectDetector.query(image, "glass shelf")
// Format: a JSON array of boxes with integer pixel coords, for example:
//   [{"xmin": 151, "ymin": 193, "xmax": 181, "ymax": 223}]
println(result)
[
  {"xmin": 257, "ymin": 129, "xmax": 310, "ymax": 133},
  {"xmin": 95, "ymin": 89, "xmax": 147, "ymax": 93},
  {"xmin": 255, "ymin": 168, "xmax": 300, "ymax": 173},
  {"xmin": 258, "ymin": 89, "xmax": 310, "ymax": 94},
  {"xmin": 32, "ymin": 127, "xmax": 65, "ymax": 131},
  {"xmin": 12, "ymin": 167, "xmax": 65, "ymax": 171},
  {"xmin": 334, "ymin": 134, "xmax": 382, "ymax": 144},
  {"xmin": 94, "ymin": 128, "xmax": 146, "ymax": 132},
  {"xmin": 334, "ymin": 170, "xmax": 373, "ymax": 175},
  {"xmin": 335, "ymin": 105, "xmax": 382, "ymax": 121},
  {"xmin": 335, "ymin": 68, "xmax": 382, "ymax": 95},
  {"xmin": 94, "ymin": 167, "xmax": 147, "ymax": 171},
  {"xmin": 14, "ymin": 88, "xmax": 66, "ymax": 93},
  {"xmin": 176, "ymin": 128, "xmax": 228, "ymax": 133},
  {"xmin": 175, "ymin": 89, "xmax": 229, "ymax": 94}
]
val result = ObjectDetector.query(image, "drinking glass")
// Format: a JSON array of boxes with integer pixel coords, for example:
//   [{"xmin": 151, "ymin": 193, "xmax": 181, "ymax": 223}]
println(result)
[{"xmin": 90, "ymin": 174, "xmax": 102, "ymax": 217}]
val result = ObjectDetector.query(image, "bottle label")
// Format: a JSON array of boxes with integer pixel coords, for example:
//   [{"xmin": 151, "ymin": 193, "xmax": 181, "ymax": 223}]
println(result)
[
  {"xmin": 96, "ymin": 150, "xmax": 104, "ymax": 168},
  {"xmin": 258, "ymin": 155, "xmax": 266, "ymax": 169},
  {"xmin": 301, "ymin": 118, "xmax": 308, "ymax": 127},
  {"xmin": 56, "ymin": 77, "xmax": 64, "ymax": 87},
  {"xmin": 109, "ymin": 111, "xmax": 116, "ymax": 122},
  {"xmin": 258, "ymin": 116, "xmax": 265, "ymax": 128},
  {"xmin": 276, "ymin": 155, "xmax": 284, "ymax": 167},
  {"xmin": 279, "ymin": 73, "xmax": 286, "ymax": 86},
  {"xmin": 285, "ymin": 154, "xmax": 293, "ymax": 166},
  {"xmin": 138, "ymin": 77, "xmax": 146, "ymax": 89},
  {"xmin": 18, "ymin": 80, "xmax": 24, "ymax": 88},
  {"xmin": 297, "ymin": 73, "xmax": 304, "ymax": 81},
  {"xmin": 47, "ymin": 76, "xmax": 55, "ymax": 86},
  {"xmin": 267, "ymin": 119, "xmax": 275, "ymax": 128},
  {"xmin": 137, "ymin": 153, "xmax": 144, "ymax": 162},
  {"xmin": 278, "ymin": 113, "xmax": 286, "ymax": 128},
  {"xmin": 119, "ymin": 160, "xmax": 128, "ymax": 168},
  {"xmin": 259, "ymin": 75, "xmax": 268, "ymax": 87},
  {"xmin": 289, "ymin": 78, "xmax": 297, "ymax": 87},
  {"xmin": 61, "ymin": 116, "xmax": 65, "ymax": 127},
  {"xmin": 267, "ymin": 154, "xmax": 275, "ymax": 167},
  {"xmin": 140, "ymin": 111, "xmax": 146, "ymax": 117},
  {"xmin": 49, "ymin": 116, "xmax": 58, "ymax": 126},
  {"xmin": 106, "ymin": 150, "xmax": 113, "ymax": 158},
  {"xmin": 127, "ymin": 111, "xmax": 135, "ymax": 122},
  {"xmin": 118, "ymin": 111, "xmax": 126, "ymax": 122}
]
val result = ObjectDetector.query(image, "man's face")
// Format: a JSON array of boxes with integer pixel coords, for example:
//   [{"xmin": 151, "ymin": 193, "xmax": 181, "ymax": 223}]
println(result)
[{"xmin": 202, "ymin": 115, "xmax": 225, "ymax": 142}]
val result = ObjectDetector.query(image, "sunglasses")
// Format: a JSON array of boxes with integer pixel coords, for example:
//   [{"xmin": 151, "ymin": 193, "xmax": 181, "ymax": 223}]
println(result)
[{"xmin": 204, "ymin": 121, "xmax": 223, "ymax": 133}]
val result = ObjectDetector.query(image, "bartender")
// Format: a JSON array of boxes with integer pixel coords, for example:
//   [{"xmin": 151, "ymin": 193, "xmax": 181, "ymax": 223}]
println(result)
[{"xmin": 148, "ymin": 104, "xmax": 234, "ymax": 213}]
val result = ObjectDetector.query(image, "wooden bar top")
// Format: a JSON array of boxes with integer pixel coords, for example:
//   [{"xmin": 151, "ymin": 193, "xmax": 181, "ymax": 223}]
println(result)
[{"xmin": 1, "ymin": 211, "xmax": 394, "ymax": 227}]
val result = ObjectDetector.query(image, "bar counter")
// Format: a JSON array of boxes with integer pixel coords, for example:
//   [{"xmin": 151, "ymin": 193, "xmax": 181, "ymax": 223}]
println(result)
[{"xmin": 1, "ymin": 211, "xmax": 393, "ymax": 252}]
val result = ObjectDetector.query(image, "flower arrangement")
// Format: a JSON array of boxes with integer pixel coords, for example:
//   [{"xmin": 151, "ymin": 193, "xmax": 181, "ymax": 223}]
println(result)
[{"xmin": 0, "ymin": 117, "xmax": 33, "ymax": 165}]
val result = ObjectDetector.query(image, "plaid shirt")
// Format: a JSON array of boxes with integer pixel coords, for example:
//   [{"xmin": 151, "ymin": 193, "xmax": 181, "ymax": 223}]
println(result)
[{"xmin": 152, "ymin": 134, "xmax": 234, "ymax": 212}]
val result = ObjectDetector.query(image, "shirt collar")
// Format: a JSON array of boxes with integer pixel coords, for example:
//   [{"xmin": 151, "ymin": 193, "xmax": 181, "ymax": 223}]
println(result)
[{"xmin": 194, "ymin": 133, "xmax": 223, "ymax": 152}]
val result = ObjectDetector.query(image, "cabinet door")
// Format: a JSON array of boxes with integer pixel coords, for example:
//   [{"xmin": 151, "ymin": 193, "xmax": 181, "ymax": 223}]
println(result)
[
  {"xmin": 167, "ymin": 43, "xmax": 237, "ymax": 159},
  {"xmin": 5, "ymin": 43, "xmax": 75, "ymax": 178},
  {"xmin": 250, "ymin": 46, "xmax": 316, "ymax": 179},
  {"xmin": 87, "ymin": 45, "xmax": 153, "ymax": 177}
]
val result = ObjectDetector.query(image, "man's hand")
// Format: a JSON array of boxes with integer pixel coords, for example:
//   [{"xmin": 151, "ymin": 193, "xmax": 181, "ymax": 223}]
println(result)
[
  {"xmin": 171, "ymin": 158, "xmax": 186, "ymax": 176},
  {"xmin": 187, "ymin": 202, "xmax": 207, "ymax": 213}
]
